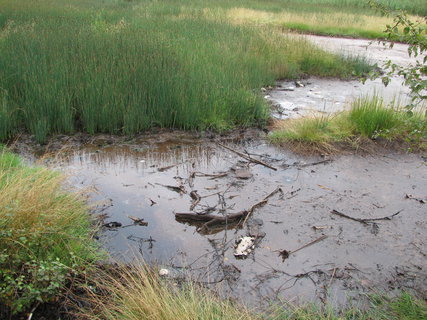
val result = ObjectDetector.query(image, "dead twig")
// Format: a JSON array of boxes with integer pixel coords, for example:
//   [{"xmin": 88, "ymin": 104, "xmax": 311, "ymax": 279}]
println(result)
[
  {"xmin": 128, "ymin": 215, "xmax": 148, "ymax": 226},
  {"xmin": 217, "ymin": 143, "xmax": 277, "ymax": 171},
  {"xmin": 331, "ymin": 209, "xmax": 403, "ymax": 224},
  {"xmin": 405, "ymin": 194, "xmax": 426, "ymax": 204},
  {"xmin": 241, "ymin": 187, "xmax": 283, "ymax": 226},
  {"xmin": 155, "ymin": 183, "xmax": 186, "ymax": 194},
  {"xmin": 195, "ymin": 172, "xmax": 228, "ymax": 179},
  {"xmin": 189, "ymin": 190, "xmax": 201, "ymax": 211},
  {"xmin": 278, "ymin": 235, "xmax": 328, "ymax": 261},
  {"xmin": 283, "ymin": 159, "xmax": 333, "ymax": 169},
  {"xmin": 157, "ymin": 164, "xmax": 177, "ymax": 172}
]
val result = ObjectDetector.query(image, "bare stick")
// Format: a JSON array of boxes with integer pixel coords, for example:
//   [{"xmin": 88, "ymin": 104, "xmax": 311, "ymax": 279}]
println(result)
[
  {"xmin": 263, "ymin": 187, "xmax": 284, "ymax": 201},
  {"xmin": 405, "ymin": 194, "xmax": 426, "ymax": 204},
  {"xmin": 331, "ymin": 209, "xmax": 402, "ymax": 224},
  {"xmin": 195, "ymin": 172, "xmax": 228, "ymax": 179},
  {"xmin": 217, "ymin": 143, "xmax": 277, "ymax": 171},
  {"xmin": 242, "ymin": 187, "xmax": 283, "ymax": 226},
  {"xmin": 291, "ymin": 235, "xmax": 328, "ymax": 254}
]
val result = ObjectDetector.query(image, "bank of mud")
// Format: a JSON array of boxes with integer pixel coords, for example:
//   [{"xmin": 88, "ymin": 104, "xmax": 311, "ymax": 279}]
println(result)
[{"xmin": 10, "ymin": 131, "xmax": 427, "ymax": 309}]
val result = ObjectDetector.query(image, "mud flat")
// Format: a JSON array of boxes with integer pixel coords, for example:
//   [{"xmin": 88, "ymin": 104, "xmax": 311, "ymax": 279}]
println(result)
[
  {"xmin": 16, "ymin": 132, "xmax": 426, "ymax": 307},
  {"xmin": 268, "ymin": 34, "xmax": 424, "ymax": 119}
]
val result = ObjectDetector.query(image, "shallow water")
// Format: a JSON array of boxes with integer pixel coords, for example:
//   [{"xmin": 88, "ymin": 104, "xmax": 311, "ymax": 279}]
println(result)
[{"xmin": 40, "ymin": 133, "xmax": 427, "ymax": 307}]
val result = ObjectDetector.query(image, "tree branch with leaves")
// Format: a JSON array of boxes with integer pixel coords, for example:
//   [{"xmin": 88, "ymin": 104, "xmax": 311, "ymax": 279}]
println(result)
[{"xmin": 366, "ymin": 1, "xmax": 426, "ymax": 112}]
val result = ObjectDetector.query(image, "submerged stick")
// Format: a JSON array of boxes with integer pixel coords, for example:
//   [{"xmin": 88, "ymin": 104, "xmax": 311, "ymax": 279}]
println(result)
[{"xmin": 217, "ymin": 143, "xmax": 277, "ymax": 171}]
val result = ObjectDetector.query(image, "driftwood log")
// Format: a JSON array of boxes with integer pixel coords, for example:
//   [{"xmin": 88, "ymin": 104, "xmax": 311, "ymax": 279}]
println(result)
[{"xmin": 175, "ymin": 210, "xmax": 248, "ymax": 226}]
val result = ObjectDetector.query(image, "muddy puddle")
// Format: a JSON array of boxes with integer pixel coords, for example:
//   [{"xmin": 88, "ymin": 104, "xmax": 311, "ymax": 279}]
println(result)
[
  {"xmin": 25, "ymin": 132, "xmax": 426, "ymax": 307},
  {"xmin": 268, "ymin": 35, "xmax": 425, "ymax": 119}
]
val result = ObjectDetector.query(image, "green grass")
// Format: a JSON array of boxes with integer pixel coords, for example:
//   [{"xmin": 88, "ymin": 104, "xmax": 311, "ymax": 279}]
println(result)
[
  {"xmin": 0, "ymin": 148, "xmax": 100, "ymax": 315},
  {"xmin": 0, "ymin": 0, "xmax": 373, "ymax": 143},
  {"xmin": 282, "ymin": 22, "xmax": 384, "ymax": 39},
  {"xmin": 270, "ymin": 292, "xmax": 427, "ymax": 320},
  {"xmin": 270, "ymin": 96, "xmax": 427, "ymax": 153}
]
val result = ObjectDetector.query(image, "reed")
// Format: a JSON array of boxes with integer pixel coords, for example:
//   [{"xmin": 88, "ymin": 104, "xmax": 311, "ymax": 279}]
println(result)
[{"xmin": 0, "ymin": 0, "xmax": 371, "ymax": 142}]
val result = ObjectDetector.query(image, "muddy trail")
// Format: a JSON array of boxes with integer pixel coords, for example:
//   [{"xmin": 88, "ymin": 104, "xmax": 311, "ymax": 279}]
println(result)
[
  {"xmin": 268, "ymin": 34, "xmax": 425, "ymax": 119},
  {"xmin": 13, "ymin": 131, "xmax": 426, "ymax": 308}
]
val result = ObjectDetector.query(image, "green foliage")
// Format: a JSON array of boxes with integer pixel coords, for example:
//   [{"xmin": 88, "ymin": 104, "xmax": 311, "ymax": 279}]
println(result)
[
  {"xmin": 367, "ymin": 1, "xmax": 427, "ymax": 110},
  {"xmin": 389, "ymin": 292, "xmax": 427, "ymax": 320},
  {"xmin": 0, "ymin": 234, "xmax": 72, "ymax": 313}
]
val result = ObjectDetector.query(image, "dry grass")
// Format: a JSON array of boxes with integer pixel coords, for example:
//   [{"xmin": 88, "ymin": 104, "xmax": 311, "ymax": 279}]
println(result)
[
  {"xmin": 0, "ymin": 149, "xmax": 99, "ymax": 314},
  {"xmin": 226, "ymin": 8, "xmax": 424, "ymax": 39},
  {"xmin": 78, "ymin": 263, "xmax": 257, "ymax": 320}
]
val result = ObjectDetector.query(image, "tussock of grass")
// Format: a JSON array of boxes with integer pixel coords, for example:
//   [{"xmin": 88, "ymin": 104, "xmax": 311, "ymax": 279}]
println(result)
[
  {"xmin": 270, "ymin": 97, "xmax": 427, "ymax": 153},
  {"xmin": 79, "ymin": 263, "xmax": 257, "ymax": 320},
  {"xmin": 0, "ymin": 149, "xmax": 100, "ymax": 314},
  {"xmin": 270, "ymin": 293, "xmax": 427, "ymax": 320},
  {"xmin": 349, "ymin": 96, "xmax": 401, "ymax": 137}
]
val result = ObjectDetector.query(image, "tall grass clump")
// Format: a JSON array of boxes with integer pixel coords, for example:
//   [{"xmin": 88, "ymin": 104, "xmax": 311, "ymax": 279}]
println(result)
[
  {"xmin": 0, "ymin": 0, "xmax": 372, "ymax": 143},
  {"xmin": 270, "ymin": 96, "xmax": 427, "ymax": 153},
  {"xmin": 0, "ymin": 148, "xmax": 100, "ymax": 315},
  {"xmin": 79, "ymin": 263, "xmax": 256, "ymax": 320},
  {"xmin": 349, "ymin": 96, "xmax": 402, "ymax": 137}
]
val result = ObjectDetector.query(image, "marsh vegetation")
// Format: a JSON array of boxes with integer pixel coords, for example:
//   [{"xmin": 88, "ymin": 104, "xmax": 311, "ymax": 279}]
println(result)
[{"xmin": 1, "ymin": 0, "xmax": 426, "ymax": 318}]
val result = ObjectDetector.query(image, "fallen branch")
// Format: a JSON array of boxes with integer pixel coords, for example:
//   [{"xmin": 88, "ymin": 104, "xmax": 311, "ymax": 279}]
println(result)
[
  {"xmin": 217, "ymin": 143, "xmax": 277, "ymax": 171},
  {"xmin": 175, "ymin": 211, "xmax": 247, "ymax": 224},
  {"xmin": 241, "ymin": 187, "xmax": 283, "ymax": 226},
  {"xmin": 331, "ymin": 209, "xmax": 402, "ymax": 224},
  {"xmin": 176, "ymin": 186, "xmax": 282, "ymax": 232}
]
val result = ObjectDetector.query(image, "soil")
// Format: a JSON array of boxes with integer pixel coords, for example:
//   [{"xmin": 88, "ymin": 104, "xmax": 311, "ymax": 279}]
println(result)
[{"xmin": 10, "ymin": 130, "xmax": 427, "ymax": 312}]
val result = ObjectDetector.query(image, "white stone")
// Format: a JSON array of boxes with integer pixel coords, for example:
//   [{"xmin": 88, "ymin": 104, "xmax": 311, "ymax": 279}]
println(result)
[{"xmin": 159, "ymin": 268, "xmax": 169, "ymax": 276}]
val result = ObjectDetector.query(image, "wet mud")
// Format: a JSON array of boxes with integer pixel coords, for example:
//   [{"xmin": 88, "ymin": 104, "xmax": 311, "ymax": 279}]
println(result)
[
  {"xmin": 19, "ymin": 132, "xmax": 427, "ymax": 308},
  {"xmin": 268, "ymin": 34, "xmax": 425, "ymax": 119}
]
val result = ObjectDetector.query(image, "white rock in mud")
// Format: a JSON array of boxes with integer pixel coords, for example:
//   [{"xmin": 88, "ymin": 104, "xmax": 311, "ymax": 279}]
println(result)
[
  {"xmin": 234, "ymin": 236, "xmax": 255, "ymax": 258},
  {"xmin": 159, "ymin": 268, "xmax": 170, "ymax": 276},
  {"xmin": 282, "ymin": 86, "xmax": 295, "ymax": 91}
]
